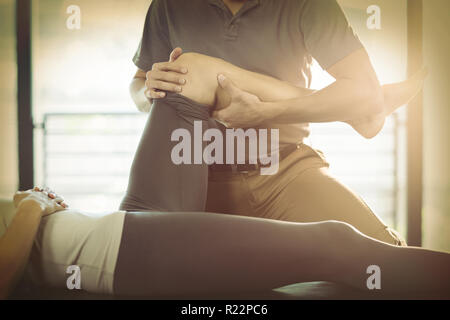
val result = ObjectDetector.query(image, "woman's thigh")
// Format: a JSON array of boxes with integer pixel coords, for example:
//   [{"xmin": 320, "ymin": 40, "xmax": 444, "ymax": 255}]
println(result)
[
  {"xmin": 268, "ymin": 166, "xmax": 405, "ymax": 245},
  {"xmin": 120, "ymin": 93, "xmax": 211, "ymax": 212},
  {"xmin": 113, "ymin": 211, "xmax": 336, "ymax": 297}
]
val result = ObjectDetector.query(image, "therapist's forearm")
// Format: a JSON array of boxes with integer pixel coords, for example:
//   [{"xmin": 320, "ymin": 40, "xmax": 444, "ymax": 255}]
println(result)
[
  {"xmin": 130, "ymin": 77, "xmax": 152, "ymax": 113},
  {"xmin": 256, "ymin": 79, "xmax": 384, "ymax": 124},
  {"xmin": 216, "ymin": 61, "xmax": 404, "ymax": 139},
  {"xmin": 0, "ymin": 203, "xmax": 42, "ymax": 299},
  {"xmin": 217, "ymin": 62, "xmax": 387, "ymax": 139}
]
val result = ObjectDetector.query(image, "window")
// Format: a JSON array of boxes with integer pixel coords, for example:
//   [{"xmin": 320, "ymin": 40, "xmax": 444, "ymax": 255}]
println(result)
[{"xmin": 32, "ymin": 0, "xmax": 150, "ymax": 212}]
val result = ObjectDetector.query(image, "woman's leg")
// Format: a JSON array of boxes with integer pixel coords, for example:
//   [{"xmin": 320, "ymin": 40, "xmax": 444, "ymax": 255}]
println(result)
[
  {"xmin": 120, "ymin": 93, "xmax": 212, "ymax": 212},
  {"xmin": 113, "ymin": 211, "xmax": 450, "ymax": 297},
  {"xmin": 333, "ymin": 222, "xmax": 450, "ymax": 295},
  {"xmin": 114, "ymin": 211, "xmax": 335, "ymax": 297}
]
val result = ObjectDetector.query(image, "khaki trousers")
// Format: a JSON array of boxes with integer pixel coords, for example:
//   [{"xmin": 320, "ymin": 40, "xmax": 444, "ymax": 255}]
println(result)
[{"xmin": 206, "ymin": 143, "xmax": 406, "ymax": 246}]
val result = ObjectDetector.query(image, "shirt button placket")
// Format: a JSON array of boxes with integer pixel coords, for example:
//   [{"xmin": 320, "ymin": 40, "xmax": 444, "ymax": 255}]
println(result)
[{"xmin": 225, "ymin": 20, "xmax": 239, "ymax": 40}]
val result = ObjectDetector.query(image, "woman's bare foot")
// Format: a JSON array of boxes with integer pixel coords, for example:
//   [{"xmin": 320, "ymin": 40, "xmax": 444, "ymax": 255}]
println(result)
[
  {"xmin": 345, "ymin": 67, "xmax": 428, "ymax": 139},
  {"xmin": 383, "ymin": 67, "xmax": 428, "ymax": 116}
]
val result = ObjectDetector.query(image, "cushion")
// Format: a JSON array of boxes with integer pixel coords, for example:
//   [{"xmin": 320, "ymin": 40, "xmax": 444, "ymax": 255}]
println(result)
[{"xmin": 0, "ymin": 198, "xmax": 15, "ymax": 238}]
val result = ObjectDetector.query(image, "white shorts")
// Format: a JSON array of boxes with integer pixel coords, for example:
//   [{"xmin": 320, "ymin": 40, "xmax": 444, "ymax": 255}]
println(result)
[{"xmin": 27, "ymin": 210, "xmax": 125, "ymax": 294}]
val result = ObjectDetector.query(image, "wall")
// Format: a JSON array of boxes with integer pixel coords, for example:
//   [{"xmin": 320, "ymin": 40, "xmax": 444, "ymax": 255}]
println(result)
[
  {"xmin": 422, "ymin": 0, "xmax": 450, "ymax": 251},
  {"xmin": 0, "ymin": 0, "xmax": 18, "ymax": 200}
]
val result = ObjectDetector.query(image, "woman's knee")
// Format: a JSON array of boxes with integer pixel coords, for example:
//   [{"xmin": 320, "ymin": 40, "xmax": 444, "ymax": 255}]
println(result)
[
  {"xmin": 171, "ymin": 53, "xmax": 222, "ymax": 107},
  {"xmin": 326, "ymin": 218, "xmax": 407, "ymax": 247},
  {"xmin": 319, "ymin": 220, "xmax": 363, "ymax": 249},
  {"xmin": 300, "ymin": 220, "xmax": 363, "ymax": 280}
]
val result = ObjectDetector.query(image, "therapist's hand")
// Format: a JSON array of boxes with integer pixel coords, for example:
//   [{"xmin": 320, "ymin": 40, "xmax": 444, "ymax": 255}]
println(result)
[
  {"xmin": 212, "ymin": 74, "xmax": 270, "ymax": 128},
  {"xmin": 14, "ymin": 187, "xmax": 68, "ymax": 217},
  {"xmin": 144, "ymin": 47, "xmax": 188, "ymax": 99}
]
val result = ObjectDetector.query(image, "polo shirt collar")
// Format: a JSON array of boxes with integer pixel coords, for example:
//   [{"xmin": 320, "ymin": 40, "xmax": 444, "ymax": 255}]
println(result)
[
  {"xmin": 208, "ymin": 0, "xmax": 261, "ymax": 5},
  {"xmin": 208, "ymin": 0, "xmax": 261, "ymax": 17}
]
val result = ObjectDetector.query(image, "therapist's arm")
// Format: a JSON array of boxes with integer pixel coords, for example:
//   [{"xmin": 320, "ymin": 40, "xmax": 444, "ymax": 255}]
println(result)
[
  {"xmin": 0, "ymin": 189, "xmax": 67, "ymax": 300},
  {"xmin": 257, "ymin": 49, "xmax": 384, "ymax": 123}
]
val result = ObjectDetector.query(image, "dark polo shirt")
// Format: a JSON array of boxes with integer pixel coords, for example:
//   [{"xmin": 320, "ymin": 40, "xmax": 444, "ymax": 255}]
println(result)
[{"xmin": 133, "ymin": 0, "xmax": 363, "ymax": 145}]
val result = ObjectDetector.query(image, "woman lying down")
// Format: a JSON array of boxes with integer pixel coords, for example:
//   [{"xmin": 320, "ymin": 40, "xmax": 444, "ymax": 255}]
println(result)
[{"xmin": 1, "ymin": 53, "xmax": 449, "ymax": 299}]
